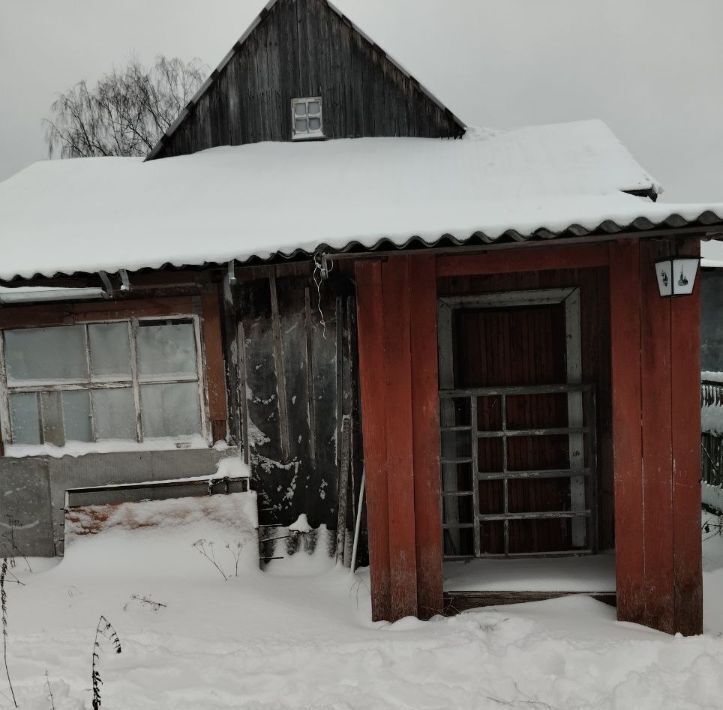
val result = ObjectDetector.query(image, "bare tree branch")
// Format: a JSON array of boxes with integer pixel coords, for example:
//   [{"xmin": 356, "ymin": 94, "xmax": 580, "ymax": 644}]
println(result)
[{"xmin": 44, "ymin": 56, "xmax": 207, "ymax": 158}]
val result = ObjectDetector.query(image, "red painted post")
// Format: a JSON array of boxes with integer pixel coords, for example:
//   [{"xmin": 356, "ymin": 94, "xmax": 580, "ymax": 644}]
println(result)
[
  {"xmin": 670, "ymin": 239, "xmax": 703, "ymax": 635},
  {"xmin": 409, "ymin": 254, "xmax": 443, "ymax": 618},
  {"xmin": 354, "ymin": 260, "xmax": 391, "ymax": 621},
  {"xmin": 382, "ymin": 256, "xmax": 419, "ymax": 619},
  {"xmin": 609, "ymin": 240, "xmax": 646, "ymax": 625},
  {"xmin": 639, "ymin": 239, "xmax": 675, "ymax": 633}
]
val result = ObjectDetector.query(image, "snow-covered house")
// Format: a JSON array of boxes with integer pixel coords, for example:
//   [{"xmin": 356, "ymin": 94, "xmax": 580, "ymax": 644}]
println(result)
[{"xmin": 0, "ymin": 0, "xmax": 722, "ymax": 636}]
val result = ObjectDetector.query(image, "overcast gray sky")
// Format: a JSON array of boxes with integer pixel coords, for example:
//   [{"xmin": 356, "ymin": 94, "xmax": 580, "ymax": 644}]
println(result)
[{"xmin": 1, "ymin": 0, "xmax": 722, "ymax": 203}]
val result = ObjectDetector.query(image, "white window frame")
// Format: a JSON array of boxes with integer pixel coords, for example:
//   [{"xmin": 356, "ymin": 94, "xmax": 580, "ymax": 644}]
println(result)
[
  {"xmin": 291, "ymin": 96, "xmax": 324, "ymax": 140},
  {"xmin": 0, "ymin": 315, "xmax": 210, "ymax": 451}
]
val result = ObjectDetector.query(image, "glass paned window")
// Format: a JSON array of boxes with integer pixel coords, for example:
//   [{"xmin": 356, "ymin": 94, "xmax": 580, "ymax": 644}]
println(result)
[
  {"xmin": 137, "ymin": 322, "xmax": 197, "ymax": 378},
  {"xmin": 5, "ymin": 326, "xmax": 86, "ymax": 383},
  {"xmin": 92, "ymin": 388, "xmax": 136, "ymax": 440},
  {"xmin": 62, "ymin": 390, "xmax": 92, "ymax": 443},
  {"xmin": 140, "ymin": 383, "xmax": 202, "ymax": 438},
  {"xmin": 88, "ymin": 323, "xmax": 131, "ymax": 381},
  {"xmin": 8, "ymin": 393, "xmax": 40, "ymax": 445},
  {"xmin": 291, "ymin": 97, "xmax": 323, "ymax": 140},
  {"xmin": 2, "ymin": 318, "xmax": 205, "ymax": 448}
]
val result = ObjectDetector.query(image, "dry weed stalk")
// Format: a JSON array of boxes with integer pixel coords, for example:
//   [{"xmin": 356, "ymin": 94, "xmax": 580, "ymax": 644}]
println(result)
[
  {"xmin": 0, "ymin": 559, "xmax": 17, "ymax": 708},
  {"xmin": 91, "ymin": 615, "xmax": 122, "ymax": 709}
]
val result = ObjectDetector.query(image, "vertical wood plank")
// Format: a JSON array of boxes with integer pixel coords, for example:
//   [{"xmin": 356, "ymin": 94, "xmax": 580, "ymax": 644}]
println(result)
[
  {"xmin": 639, "ymin": 239, "xmax": 675, "ymax": 633},
  {"xmin": 269, "ymin": 270, "xmax": 290, "ymax": 461},
  {"xmin": 382, "ymin": 256, "xmax": 418, "ymax": 619},
  {"xmin": 671, "ymin": 239, "xmax": 703, "ymax": 635},
  {"xmin": 354, "ymin": 260, "xmax": 391, "ymax": 621},
  {"xmin": 609, "ymin": 241, "xmax": 645, "ymax": 625},
  {"xmin": 201, "ymin": 288, "xmax": 228, "ymax": 442},
  {"xmin": 410, "ymin": 254, "xmax": 443, "ymax": 618}
]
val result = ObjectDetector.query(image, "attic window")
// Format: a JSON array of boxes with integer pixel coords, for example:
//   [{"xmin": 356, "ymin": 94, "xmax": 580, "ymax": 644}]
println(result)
[{"xmin": 291, "ymin": 97, "xmax": 323, "ymax": 140}]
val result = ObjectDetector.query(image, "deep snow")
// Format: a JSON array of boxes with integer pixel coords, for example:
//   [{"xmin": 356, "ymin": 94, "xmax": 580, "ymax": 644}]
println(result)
[{"xmin": 3, "ymin": 510, "xmax": 723, "ymax": 709}]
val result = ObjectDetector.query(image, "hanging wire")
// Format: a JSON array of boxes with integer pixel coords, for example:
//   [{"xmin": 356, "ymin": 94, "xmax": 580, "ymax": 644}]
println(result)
[{"xmin": 312, "ymin": 252, "xmax": 333, "ymax": 339}]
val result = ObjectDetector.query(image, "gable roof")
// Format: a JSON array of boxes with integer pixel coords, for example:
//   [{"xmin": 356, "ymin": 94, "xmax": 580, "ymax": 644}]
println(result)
[
  {"xmin": 1, "ymin": 120, "xmax": 722, "ymax": 282},
  {"xmin": 146, "ymin": 0, "xmax": 466, "ymax": 160}
]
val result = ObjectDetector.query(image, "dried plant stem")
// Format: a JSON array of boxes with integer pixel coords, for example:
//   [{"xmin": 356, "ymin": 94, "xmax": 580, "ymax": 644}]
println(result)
[
  {"xmin": 0, "ymin": 559, "xmax": 17, "ymax": 708},
  {"xmin": 45, "ymin": 669, "xmax": 56, "ymax": 709},
  {"xmin": 192, "ymin": 539, "xmax": 229, "ymax": 581},
  {"xmin": 92, "ymin": 615, "xmax": 122, "ymax": 710}
]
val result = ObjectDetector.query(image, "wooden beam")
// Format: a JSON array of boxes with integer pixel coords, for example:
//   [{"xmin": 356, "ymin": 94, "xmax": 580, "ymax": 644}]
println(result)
[
  {"xmin": 354, "ymin": 260, "xmax": 391, "ymax": 621},
  {"xmin": 0, "ymin": 296, "xmax": 198, "ymax": 330},
  {"xmin": 410, "ymin": 254, "xmax": 443, "ymax": 619},
  {"xmin": 268, "ymin": 271, "xmax": 290, "ymax": 461},
  {"xmin": 608, "ymin": 240, "xmax": 645, "ymax": 626},
  {"xmin": 382, "ymin": 256, "xmax": 418, "ymax": 619},
  {"xmin": 200, "ymin": 288, "xmax": 228, "ymax": 443},
  {"xmin": 437, "ymin": 243, "xmax": 609, "ymax": 277},
  {"xmin": 670, "ymin": 239, "xmax": 703, "ymax": 635},
  {"xmin": 639, "ymin": 239, "xmax": 675, "ymax": 633}
]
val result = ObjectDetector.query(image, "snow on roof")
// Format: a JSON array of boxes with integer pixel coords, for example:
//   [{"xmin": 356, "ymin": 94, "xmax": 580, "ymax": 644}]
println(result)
[{"xmin": 0, "ymin": 119, "xmax": 721, "ymax": 280}]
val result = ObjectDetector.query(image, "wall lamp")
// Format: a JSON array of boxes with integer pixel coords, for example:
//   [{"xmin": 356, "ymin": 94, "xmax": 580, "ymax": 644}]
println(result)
[{"xmin": 655, "ymin": 255, "xmax": 700, "ymax": 297}]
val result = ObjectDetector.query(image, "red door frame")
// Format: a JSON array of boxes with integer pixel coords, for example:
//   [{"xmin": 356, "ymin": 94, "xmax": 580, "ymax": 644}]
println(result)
[{"xmin": 355, "ymin": 239, "xmax": 702, "ymax": 634}]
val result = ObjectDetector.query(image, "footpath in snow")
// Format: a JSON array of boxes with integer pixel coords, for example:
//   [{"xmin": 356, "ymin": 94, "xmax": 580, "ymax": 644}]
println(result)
[{"xmin": 3, "ymin": 500, "xmax": 723, "ymax": 709}]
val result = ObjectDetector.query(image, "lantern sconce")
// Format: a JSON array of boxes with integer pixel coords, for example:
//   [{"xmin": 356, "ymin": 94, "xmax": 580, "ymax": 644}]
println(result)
[{"xmin": 654, "ymin": 255, "xmax": 700, "ymax": 297}]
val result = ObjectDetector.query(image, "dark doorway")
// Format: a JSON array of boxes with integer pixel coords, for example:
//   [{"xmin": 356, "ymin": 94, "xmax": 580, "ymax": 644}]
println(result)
[{"xmin": 438, "ymin": 289, "xmax": 597, "ymax": 558}]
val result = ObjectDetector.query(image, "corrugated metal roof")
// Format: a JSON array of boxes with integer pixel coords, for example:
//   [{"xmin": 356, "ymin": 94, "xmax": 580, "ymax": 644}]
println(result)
[{"xmin": 0, "ymin": 122, "xmax": 721, "ymax": 281}]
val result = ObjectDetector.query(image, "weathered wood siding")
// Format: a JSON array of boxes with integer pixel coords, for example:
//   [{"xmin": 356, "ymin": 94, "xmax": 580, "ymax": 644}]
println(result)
[
  {"xmin": 151, "ymin": 0, "xmax": 463, "ymax": 159},
  {"xmin": 226, "ymin": 265, "xmax": 361, "ymax": 533},
  {"xmin": 701, "ymin": 268, "xmax": 723, "ymax": 372}
]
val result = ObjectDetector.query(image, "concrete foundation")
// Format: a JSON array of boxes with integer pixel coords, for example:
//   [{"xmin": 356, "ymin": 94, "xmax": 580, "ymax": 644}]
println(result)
[{"xmin": 0, "ymin": 447, "xmax": 240, "ymax": 556}]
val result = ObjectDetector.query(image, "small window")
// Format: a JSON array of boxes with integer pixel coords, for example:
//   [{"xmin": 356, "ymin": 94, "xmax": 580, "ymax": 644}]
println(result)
[
  {"xmin": 291, "ymin": 97, "xmax": 324, "ymax": 140},
  {"xmin": 1, "ymin": 317, "xmax": 207, "ymax": 449}
]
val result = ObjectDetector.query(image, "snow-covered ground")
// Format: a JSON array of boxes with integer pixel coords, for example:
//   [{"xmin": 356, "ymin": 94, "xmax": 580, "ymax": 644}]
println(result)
[{"xmin": 4, "ymin": 508, "xmax": 723, "ymax": 709}]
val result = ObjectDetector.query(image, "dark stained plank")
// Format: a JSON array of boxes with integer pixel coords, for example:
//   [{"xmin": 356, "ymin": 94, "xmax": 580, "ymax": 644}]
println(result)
[
  {"xmin": 670, "ymin": 238, "xmax": 703, "ymax": 635},
  {"xmin": 444, "ymin": 591, "xmax": 617, "ymax": 614},
  {"xmin": 437, "ymin": 243, "xmax": 609, "ymax": 278},
  {"xmin": 639, "ymin": 239, "xmax": 675, "ymax": 634},
  {"xmin": 608, "ymin": 241, "xmax": 645, "ymax": 626},
  {"xmin": 354, "ymin": 259, "xmax": 391, "ymax": 621},
  {"xmin": 200, "ymin": 288, "xmax": 228, "ymax": 442},
  {"xmin": 381, "ymin": 255, "xmax": 418, "ymax": 619},
  {"xmin": 409, "ymin": 254, "xmax": 443, "ymax": 618}
]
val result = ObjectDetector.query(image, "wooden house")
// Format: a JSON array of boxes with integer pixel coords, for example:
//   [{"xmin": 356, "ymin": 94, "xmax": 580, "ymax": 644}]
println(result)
[{"xmin": 1, "ymin": 0, "xmax": 722, "ymax": 636}]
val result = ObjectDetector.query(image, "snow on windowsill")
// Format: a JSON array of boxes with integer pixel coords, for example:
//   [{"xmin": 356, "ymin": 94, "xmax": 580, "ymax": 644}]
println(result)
[{"xmin": 4, "ymin": 436, "xmax": 230, "ymax": 459}]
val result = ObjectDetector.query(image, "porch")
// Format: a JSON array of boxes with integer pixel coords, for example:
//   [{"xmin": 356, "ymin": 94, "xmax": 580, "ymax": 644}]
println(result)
[{"xmin": 354, "ymin": 238, "xmax": 702, "ymax": 635}]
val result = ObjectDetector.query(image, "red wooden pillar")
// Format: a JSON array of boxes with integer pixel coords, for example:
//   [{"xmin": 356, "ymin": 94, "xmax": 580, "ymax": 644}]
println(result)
[
  {"xmin": 355, "ymin": 254, "xmax": 442, "ymax": 622},
  {"xmin": 355, "ymin": 259, "xmax": 392, "ymax": 621},
  {"xmin": 671, "ymin": 240, "xmax": 703, "ymax": 635},
  {"xmin": 609, "ymin": 238, "xmax": 702, "ymax": 635},
  {"xmin": 410, "ymin": 255, "xmax": 443, "ymax": 619},
  {"xmin": 609, "ymin": 240, "xmax": 646, "ymax": 625}
]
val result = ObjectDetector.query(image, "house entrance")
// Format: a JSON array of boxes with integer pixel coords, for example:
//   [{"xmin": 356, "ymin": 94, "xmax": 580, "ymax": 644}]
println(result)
[{"xmin": 438, "ymin": 288, "xmax": 597, "ymax": 558}]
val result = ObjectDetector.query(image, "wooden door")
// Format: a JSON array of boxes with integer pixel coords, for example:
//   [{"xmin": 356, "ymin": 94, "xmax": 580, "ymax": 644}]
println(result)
[{"xmin": 439, "ymin": 289, "xmax": 594, "ymax": 557}]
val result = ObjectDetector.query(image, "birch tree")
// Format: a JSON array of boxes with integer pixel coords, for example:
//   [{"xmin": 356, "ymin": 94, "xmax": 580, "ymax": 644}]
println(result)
[{"xmin": 45, "ymin": 56, "xmax": 206, "ymax": 158}]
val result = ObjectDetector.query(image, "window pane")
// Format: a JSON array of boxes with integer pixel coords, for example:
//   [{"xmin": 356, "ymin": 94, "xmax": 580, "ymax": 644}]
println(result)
[
  {"xmin": 136, "ymin": 322, "xmax": 197, "ymax": 378},
  {"xmin": 89, "ymin": 323, "xmax": 131, "ymax": 380},
  {"xmin": 140, "ymin": 383, "xmax": 201, "ymax": 438},
  {"xmin": 307, "ymin": 101, "xmax": 320, "ymax": 115},
  {"xmin": 294, "ymin": 118, "xmax": 308, "ymax": 134},
  {"xmin": 62, "ymin": 390, "xmax": 92, "ymax": 443},
  {"xmin": 309, "ymin": 117, "xmax": 321, "ymax": 131},
  {"xmin": 9, "ymin": 393, "xmax": 40, "ymax": 445},
  {"xmin": 294, "ymin": 102, "xmax": 307, "ymax": 117},
  {"xmin": 5, "ymin": 326, "xmax": 87, "ymax": 383},
  {"xmin": 92, "ymin": 388, "xmax": 136, "ymax": 441}
]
